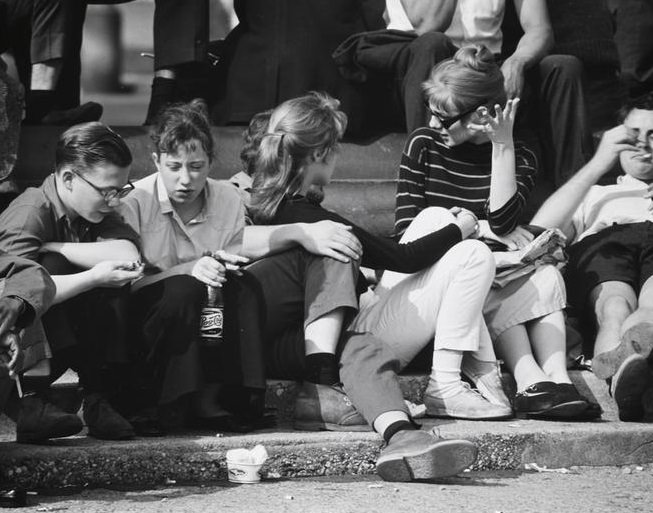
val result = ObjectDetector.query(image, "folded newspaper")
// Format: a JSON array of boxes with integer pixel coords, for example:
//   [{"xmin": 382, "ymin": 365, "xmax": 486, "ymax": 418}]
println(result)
[{"xmin": 490, "ymin": 228, "xmax": 567, "ymax": 288}]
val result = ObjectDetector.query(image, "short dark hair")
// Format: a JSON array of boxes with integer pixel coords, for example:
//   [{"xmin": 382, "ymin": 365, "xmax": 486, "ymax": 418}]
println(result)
[
  {"xmin": 150, "ymin": 99, "xmax": 214, "ymax": 161},
  {"xmin": 619, "ymin": 91, "xmax": 653, "ymax": 122},
  {"xmin": 55, "ymin": 122, "xmax": 132, "ymax": 174}
]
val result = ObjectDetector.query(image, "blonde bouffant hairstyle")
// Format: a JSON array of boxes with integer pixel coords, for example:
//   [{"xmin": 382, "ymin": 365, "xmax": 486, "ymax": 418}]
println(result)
[
  {"xmin": 249, "ymin": 91, "xmax": 347, "ymax": 224},
  {"xmin": 423, "ymin": 44, "xmax": 507, "ymax": 115}
]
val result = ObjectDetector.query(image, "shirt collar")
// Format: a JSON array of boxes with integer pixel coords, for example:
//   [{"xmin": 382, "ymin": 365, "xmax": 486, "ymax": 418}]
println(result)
[
  {"xmin": 42, "ymin": 174, "xmax": 74, "ymax": 221},
  {"xmin": 617, "ymin": 174, "xmax": 649, "ymax": 188}
]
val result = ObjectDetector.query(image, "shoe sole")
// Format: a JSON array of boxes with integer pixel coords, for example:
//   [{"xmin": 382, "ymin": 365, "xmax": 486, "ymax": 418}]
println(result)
[
  {"xmin": 612, "ymin": 355, "xmax": 653, "ymax": 422},
  {"xmin": 87, "ymin": 429, "xmax": 136, "ymax": 441},
  {"xmin": 517, "ymin": 400, "xmax": 589, "ymax": 420},
  {"xmin": 593, "ymin": 323, "xmax": 653, "ymax": 379},
  {"xmin": 293, "ymin": 420, "xmax": 372, "ymax": 432},
  {"xmin": 376, "ymin": 439, "xmax": 478, "ymax": 482},
  {"xmin": 426, "ymin": 410, "xmax": 513, "ymax": 421},
  {"xmin": 16, "ymin": 422, "xmax": 84, "ymax": 444}
]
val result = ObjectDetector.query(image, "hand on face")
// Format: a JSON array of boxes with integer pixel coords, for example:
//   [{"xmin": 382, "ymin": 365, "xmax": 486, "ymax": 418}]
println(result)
[
  {"xmin": 594, "ymin": 125, "xmax": 641, "ymax": 172},
  {"xmin": 467, "ymin": 99, "xmax": 520, "ymax": 146}
]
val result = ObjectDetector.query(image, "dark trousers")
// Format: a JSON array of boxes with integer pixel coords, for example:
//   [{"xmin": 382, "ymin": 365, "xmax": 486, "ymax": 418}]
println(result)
[
  {"xmin": 244, "ymin": 248, "xmax": 409, "ymax": 426},
  {"xmin": 129, "ymin": 274, "xmax": 218, "ymax": 407},
  {"xmin": 354, "ymin": 31, "xmax": 457, "ymax": 133},
  {"xmin": 153, "ymin": 0, "xmax": 209, "ymax": 70},
  {"xmin": 521, "ymin": 54, "xmax": 593, "ymax": 186},
  {"xmin": 39, "ymin": 253, "xmax": 130, "ymax": 396},
  {"xmin": 1, "ymin": 0, "xmax": 87, "ymax": 109}
]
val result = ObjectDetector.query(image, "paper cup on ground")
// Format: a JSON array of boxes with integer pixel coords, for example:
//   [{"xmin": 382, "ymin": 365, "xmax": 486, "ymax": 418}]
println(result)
[
  {"xmin": 226, "ymin": 460, "xmax": 263, "ymax": 484},
  {"xmin": 226, "ymin": 445, "xmax": 268, "ymax": 484}
]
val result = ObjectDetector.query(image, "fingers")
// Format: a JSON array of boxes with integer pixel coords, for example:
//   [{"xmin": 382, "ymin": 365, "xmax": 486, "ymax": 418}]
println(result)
[
  {"xmin": 213, "ymin": 250, "xmax": 250, "ymax": 266},
  {"xmin": 321, "ymin": 248, "xmax": 351, "ymax": 264},
  {"xmin": 449, "ymin": 206, "xmax": 462, "ymax": 215},
  {"xmin": 336, "ymin": 232, "xmax": 363, "ymax": 259}
]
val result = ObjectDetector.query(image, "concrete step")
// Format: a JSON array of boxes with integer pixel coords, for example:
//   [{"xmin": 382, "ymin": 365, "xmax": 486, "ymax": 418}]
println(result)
[{"xmin": 2, "ymin": 370, "xmax": 653, "ymax": 491}]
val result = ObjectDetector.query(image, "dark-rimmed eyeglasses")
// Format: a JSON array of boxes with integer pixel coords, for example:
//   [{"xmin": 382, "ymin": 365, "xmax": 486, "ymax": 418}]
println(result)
[
  {"xmin": 72, "ymin": 170, "xmax": 134, "ymax": 204},
  {"xmin": 424, "ymin": 99, "xmax": 488, "ymax": 129}
]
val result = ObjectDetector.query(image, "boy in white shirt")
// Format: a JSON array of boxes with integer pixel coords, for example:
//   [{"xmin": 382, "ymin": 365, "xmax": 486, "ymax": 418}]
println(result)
[{"xmin": 532, "ymin": 92, "xmax": 653, "ymax": 422}]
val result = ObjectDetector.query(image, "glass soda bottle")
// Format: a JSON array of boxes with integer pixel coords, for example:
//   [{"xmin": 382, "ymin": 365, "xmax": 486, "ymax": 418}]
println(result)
[{"xmin": 199, "ymin": 284, "xmax": 224, "ymax": 347}]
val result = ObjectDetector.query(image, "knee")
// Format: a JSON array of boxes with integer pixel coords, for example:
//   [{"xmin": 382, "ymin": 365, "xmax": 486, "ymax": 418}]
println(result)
[
  {"xmin": 402, "ymin": 207, "xmax": 456, "ymax": 241},
  {"xmin": 539, "ymin": 54, "xmax": 584, "ymax": 81},
  {"xmin": 455, "ymin": 239, "xmax": 495, "ymax": 272},
  {"xmin": 596, "ymin": 294, "xmax": 635, "ymax": 323},
  {"xmin": 408, "ymin": 32, "xmax": 455, "ymax": 62}
]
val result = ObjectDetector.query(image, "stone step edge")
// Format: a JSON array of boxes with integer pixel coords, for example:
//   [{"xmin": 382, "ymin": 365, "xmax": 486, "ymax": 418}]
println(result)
[
  {"xmin": 46, "ymin": 370, "xmax": 614, "ymax": 424},
  {"xmin": 2, "ymin": 419, "xmax": 653, "ymax": 490}
]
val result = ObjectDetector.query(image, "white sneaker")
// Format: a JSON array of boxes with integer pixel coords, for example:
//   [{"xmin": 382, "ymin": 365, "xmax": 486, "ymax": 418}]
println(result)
[
  {"xmin": 462, "ymin": 358, "xmax": 512, "ymax": 409},
  {"xmin": 424, "ymin": 381, "xmax": 513, "ymax": 420}
]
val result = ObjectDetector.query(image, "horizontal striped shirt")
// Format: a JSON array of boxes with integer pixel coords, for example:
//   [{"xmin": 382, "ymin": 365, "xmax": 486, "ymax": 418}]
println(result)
[{"xmin": 395, "ymin": 127, "xmax": 538, "ymax": 236}]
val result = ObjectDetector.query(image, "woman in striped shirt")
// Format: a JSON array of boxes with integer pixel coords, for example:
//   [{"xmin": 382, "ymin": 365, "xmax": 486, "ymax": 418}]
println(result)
[{"xmin": 394, "ymin": 45, "xmax": 599, "ymax": 420}]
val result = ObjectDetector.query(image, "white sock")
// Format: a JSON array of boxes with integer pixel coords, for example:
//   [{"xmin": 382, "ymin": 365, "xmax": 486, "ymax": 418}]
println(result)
[{"xmin": 429, "ymin": 348, "xmax": 464, "ymax": 399}]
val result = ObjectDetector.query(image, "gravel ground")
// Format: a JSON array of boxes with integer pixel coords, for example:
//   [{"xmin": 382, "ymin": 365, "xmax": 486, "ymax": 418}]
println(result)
[{"xmin": 9, "ymin": 464, "xmax": 653, "ymax": 513}]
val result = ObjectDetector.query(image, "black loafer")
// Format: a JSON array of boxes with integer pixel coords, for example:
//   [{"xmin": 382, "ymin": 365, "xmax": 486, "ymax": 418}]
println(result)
[
  {"xmin": 555, "ymin": 383, "xmax": 602, "ymax": 420},
  {"xmin": 514, "ymin": 381, "xmax": 588, "ymax": 420}
]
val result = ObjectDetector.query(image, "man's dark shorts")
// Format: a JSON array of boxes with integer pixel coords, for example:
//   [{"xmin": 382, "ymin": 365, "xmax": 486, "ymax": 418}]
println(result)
[{"xmin": 565, "ymin": 222, "xmax": 653, "ymax": 309}]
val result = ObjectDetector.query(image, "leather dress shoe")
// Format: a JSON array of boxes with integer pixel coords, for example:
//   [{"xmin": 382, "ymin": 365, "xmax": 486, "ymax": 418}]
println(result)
[
  {"xmin": 293, "ymin": 382, "xmax": 371, "ymax": 432},
  {"xmin": 424, "ymin": 381, "xmax": 513, "ymax": 420},
  {"xmin": 593, "ymin": 322, "xmax": 653, "ymax": 379},
  {"xmin": 83, "ymin": 393, "xmax": 135, "ymax": 440},
  {"xmin": 555, "ymin": 383, "xmax": 602, "ymax": 420},
  {"xmin": 39, "ymin": 102, "xmax": 103, "ymax": 126},
  {"xmin": 514, "ymin": 381, "xmax": 588, "ymax": 420},
  {"xmin": 376, "ymin": 428, "xmax": 478, "ymax": 482},
  {"xmin": 16, "ymin": 393, "xmax": 83, "ymax": 443},
  {"xmin": 610, "ymin": 353, "xmax": 653, "ymax": 422}
]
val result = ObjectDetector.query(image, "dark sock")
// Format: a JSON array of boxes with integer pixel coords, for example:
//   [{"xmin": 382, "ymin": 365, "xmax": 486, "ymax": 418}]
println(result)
[
  {"xmin": 145, "ymin": 76, "xmax": 177, "ymax": 124},
  {"xmin": 383, "ymin": 420, "xmax": 417, "ymax": 444},
  {"xmin": 25, "ymin": 90, "xmax": 56, "ymax": 123},
  {"xmin": 304, "ymin": 353, "xmax": 339, "ymax": 385}
]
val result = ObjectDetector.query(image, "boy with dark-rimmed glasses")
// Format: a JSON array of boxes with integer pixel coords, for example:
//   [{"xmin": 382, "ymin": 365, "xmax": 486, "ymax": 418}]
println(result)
[{"xmin": 0, "ymin": 122, "xmax": 143, "ymax": 442}]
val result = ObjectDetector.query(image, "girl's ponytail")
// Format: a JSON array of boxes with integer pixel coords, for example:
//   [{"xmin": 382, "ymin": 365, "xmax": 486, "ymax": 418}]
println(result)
[{"xmin": 249, "ymin": 92, "xmax": 347, "ymax": 224}]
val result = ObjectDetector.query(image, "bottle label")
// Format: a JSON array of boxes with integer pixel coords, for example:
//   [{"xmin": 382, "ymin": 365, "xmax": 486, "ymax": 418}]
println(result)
[{"xmin": 200, "ymin": 306, "xmax": 223, "ymax": 339}]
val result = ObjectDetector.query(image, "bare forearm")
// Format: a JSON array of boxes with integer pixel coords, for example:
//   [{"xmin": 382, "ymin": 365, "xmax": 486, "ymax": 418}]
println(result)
[
  {"xmin": 531, "ymin": 160, "xmax": 605, "ymax": 232},
  {"xmin": 489, "ymin": 143, "xmax": 518, "ymax": 211},
  {"xmin": 51, "ymin": 271, "xmax": 99, "ymax": 304},
  {"xmin": 45, "ymin": 240, "xmax": 140, "ymax": 269},
  {"xmin": 242, "ymin": 224, "xmax": 306, "ymax": 260},
  {"xmin": 510, "ymin": 27, "xmax": 552, "ymax": 70}
]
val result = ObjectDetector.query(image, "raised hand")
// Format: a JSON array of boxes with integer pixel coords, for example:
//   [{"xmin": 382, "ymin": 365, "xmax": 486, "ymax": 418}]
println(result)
[
  {"xmin": 593, "ymin": 125, "xmax": 642, "ymax": 171},
  {"xmin": 469, "ymin": 99, "xmax": 520, "ymax": 146}
]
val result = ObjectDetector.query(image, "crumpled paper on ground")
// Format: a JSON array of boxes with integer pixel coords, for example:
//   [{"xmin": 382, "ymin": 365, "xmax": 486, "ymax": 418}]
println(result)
[{"xmin": 226, "ymin": 444, "xmax": 268, "ymax": 465}]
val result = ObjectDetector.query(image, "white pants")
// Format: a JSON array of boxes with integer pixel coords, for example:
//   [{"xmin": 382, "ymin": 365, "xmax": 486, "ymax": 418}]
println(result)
[{"xmin": 350, "ymin": 207, "xmax": 497, "ymax": 369}]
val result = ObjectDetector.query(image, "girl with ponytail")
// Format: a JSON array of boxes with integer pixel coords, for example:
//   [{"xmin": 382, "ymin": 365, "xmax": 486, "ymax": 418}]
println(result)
[
  {"xmin": 250, "ymin": 91, "xmax": 517, "ymax": 424},
  {"xmin": 394, "ymin": 45, "xmax": 599, "ymax": 421}
]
